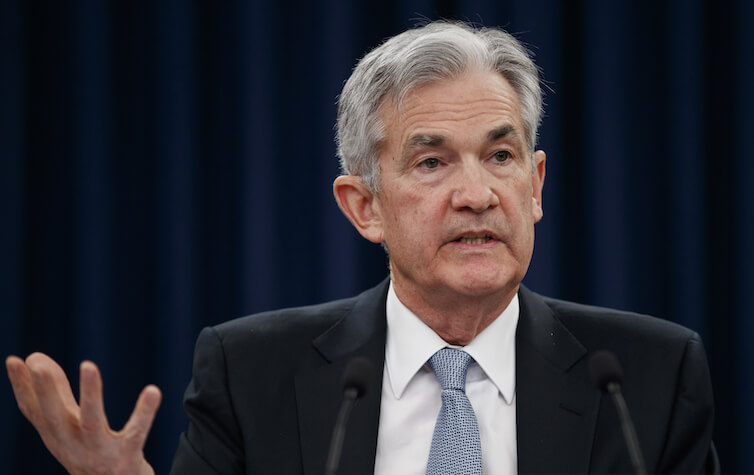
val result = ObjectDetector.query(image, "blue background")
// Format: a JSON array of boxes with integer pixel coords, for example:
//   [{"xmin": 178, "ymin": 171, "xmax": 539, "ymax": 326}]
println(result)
[{"xmin": 1, "ymin": 0, "xmax": 752, "ymax": 473}]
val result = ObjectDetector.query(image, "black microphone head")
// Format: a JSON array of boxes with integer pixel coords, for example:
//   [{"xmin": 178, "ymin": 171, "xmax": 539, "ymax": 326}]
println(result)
[
  {"xmin": 341, "ymin": 357, "xmax": 374, "ymax": 398},
  {"xmin": 589, "ymin": 350, "xmax": 624, "ymax": 392}
]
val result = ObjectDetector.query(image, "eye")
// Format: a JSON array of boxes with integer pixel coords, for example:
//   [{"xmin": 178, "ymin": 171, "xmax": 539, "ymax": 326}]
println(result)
[
  {"xmin": 419, "ymin": 157, "xmax": 441, "ymax": 169},
  {"xmin": 492, "ymin": 150, "xmax": 511, "ymax": 163}
]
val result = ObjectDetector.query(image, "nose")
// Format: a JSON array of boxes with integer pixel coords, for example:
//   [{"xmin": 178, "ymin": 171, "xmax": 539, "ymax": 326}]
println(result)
[{"xmin": 450, "ymin": 162, "xmax": 500, "ymax": 212}]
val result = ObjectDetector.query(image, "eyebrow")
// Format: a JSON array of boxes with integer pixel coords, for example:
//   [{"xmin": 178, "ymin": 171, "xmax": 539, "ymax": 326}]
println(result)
[
  {"xmin": 400, "ymin": 134, "xmax": 446, "ymax": 169},
  {"xmin": 400, "ymin": 125, "xmax": 520, "ymax": 166},
  {"xmin": 487, "ymin": 125, "xmax": 516, "ymax": 142},
  {"xmin": 406, "ymin": 125, "xmax": 517, "ymax": 150},
  {"xmin": 406, "ymin": 134, "xmax": 445, "ymax": 149}
]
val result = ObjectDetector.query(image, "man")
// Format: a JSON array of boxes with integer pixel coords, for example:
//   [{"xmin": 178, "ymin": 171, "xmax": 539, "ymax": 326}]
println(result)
[{"xmin": 6, "ymin": 21, "xmax": 714, "ymax": 474}]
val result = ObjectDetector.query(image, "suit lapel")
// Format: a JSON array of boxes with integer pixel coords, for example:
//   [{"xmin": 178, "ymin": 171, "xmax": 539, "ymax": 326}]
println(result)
[
  {"xmin": 515, "ymin": 286, "xmax": 601, "ymax": 474},
  {"xmin": 293, "ymin": 281, "xmax": 602, "ymax": 474},
  {"xmin": 295, "ymin": 280, "xmax": 389, "ymax": 475}
]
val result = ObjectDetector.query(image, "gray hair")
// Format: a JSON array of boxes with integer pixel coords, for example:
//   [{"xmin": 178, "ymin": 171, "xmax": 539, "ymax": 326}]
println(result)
[{"xmin": 336, "ymin": 21, "xmax": 543, "ymax": 192}]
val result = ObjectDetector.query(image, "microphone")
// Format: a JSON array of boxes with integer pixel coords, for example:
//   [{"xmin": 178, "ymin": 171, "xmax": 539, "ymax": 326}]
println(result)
[
  {"xmin": 325, "ymin": 357, "xmax": 375, "ymax": 475},
  {"xmin": 589, "ymin": 350, "xmax": 647, "ymax": 475}
]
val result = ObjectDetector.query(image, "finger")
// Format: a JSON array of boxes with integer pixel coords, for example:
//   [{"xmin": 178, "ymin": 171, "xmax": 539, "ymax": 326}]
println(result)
[
  {"xmin": 121, "ymin": 385, "xmax": 162, "ymax": 452},
  {"xmin": 79, "ymin": 361, "xmax": 109, "ymax": 434},
  {"xmin": 6, "ymin": 355, "xmax": 41, "ymax": 423},
  {"xmin": 44, "ymin": 356, "xmax": 79, "ymax": 410},
  {"xmin": 25, "ymin": 353, "xmax": 78, "ymax": 409},
  {"xmin": 26, "ymin": 353, "xmax": 77, "ymax": 438}
]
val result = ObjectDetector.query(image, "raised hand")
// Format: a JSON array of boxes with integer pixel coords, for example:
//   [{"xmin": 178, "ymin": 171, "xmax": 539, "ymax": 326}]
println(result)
[{"xmin": 6, "ymin": 353, "xmax": 161, "ymax": 475}]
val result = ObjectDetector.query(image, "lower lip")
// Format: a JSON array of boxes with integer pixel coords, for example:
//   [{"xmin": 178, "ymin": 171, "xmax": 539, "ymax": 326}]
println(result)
[{"xmin": 448, "ymin": 239, "xmax": 500, "ymax": 250}]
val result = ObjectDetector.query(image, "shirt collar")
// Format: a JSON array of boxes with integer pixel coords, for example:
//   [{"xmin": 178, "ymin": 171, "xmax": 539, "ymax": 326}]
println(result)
[{"xmin": 384, "ymin": 281, "xmax": 519, "ymax": 404}]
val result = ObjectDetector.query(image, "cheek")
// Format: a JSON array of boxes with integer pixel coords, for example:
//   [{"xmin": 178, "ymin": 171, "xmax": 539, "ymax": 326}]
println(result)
[
  {"xmin": 384, "ymin": 192, "xmax": 441, "ymax": 247},
  {"xmin": 498, "ymin": 178, "xmax": 531, "ymax": 216}
]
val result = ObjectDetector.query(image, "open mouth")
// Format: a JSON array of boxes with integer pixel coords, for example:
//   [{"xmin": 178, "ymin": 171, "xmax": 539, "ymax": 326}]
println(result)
[{"xmin": 454, "ymin": 234, "xmax": 494, "ymax": 245}]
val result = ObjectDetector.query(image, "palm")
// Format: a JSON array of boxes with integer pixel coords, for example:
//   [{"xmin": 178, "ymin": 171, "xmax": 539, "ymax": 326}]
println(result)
[{"xmin": 6, "ymin": 353, "xmax": 161, "ymax": 475}]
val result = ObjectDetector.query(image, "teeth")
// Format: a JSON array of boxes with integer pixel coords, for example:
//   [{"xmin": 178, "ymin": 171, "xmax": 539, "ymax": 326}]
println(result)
[{"xmin": 460, "ymin": 236, "xmax": 491, "ymax": 245}]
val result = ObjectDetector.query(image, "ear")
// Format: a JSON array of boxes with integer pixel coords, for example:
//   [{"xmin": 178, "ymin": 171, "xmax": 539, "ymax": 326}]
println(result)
[
  {"xmin": 531, "ymin": 150, "xmax": 546, "ymax": 222},
  {"xmin": 333, "ymin": 175, "xmax": 385, "ymax": 243}
]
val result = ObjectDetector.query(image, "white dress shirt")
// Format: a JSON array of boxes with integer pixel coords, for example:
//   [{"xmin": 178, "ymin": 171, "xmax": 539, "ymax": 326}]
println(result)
[{"xmin": 373, "ymin": 282, "xmax": 519, "ymax": 475}]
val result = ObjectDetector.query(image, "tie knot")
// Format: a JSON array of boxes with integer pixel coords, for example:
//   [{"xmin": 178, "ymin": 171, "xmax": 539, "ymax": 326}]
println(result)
[{"xmin": 428, "ymin": 348, "xmax": 473, "ymax": 391}]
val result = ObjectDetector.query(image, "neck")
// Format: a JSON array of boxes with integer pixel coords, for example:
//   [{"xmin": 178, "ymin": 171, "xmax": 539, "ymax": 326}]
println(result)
[{"xmin": 392, "ymin": 281, "xmax": 518, "ymax": 346}]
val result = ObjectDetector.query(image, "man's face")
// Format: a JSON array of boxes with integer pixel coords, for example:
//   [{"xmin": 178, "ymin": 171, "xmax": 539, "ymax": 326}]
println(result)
[{"xmin": 371, "ymin": 69, "xmax": 545, "ymax": 304}]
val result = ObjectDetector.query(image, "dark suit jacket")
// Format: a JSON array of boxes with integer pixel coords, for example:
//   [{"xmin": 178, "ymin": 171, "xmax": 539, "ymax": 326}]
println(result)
[{"xmin": 169, "ymin": 279, "xmax": 714, "ymax": 474}]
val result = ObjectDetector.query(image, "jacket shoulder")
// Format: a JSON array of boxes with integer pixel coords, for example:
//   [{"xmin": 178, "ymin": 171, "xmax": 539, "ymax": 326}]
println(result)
[
  {"xmin": 210, "ymin": 293, "xmax": 361, "ymax": 347},
  {"xmin": 539, "ymin": 293, "xmax": 700, "ymax": 345},
  {"xmin": 208, "ymin": 278, "xmax": 389, "ymax": 350}
]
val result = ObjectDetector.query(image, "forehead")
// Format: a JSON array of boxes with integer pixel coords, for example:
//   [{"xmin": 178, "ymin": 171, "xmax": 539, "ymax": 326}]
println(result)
[{"xmin": 379, "ymin": 70, "xmax": 525, "ymax": 148}]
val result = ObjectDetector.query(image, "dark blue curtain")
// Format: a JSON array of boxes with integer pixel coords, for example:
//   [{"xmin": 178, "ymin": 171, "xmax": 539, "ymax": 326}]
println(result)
[{"xmin": 1, "ymin": 0, "xmax": 752, "ymax": 473}]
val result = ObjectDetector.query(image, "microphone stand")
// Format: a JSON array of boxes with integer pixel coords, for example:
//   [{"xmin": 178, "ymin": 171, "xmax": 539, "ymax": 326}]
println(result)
[
  {"xmin": 325, "ymin": 387, "xmax": 358, "ymax": 475},
  {"xmin": 606, "ymin": 382, "xmax": 647, "ymax": 475}
]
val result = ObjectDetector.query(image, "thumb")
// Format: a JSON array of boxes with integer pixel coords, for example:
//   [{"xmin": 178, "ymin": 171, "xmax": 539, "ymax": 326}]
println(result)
[{"xmin": 122, "ymin": 385, "xmax": 161, "ymax": 452}]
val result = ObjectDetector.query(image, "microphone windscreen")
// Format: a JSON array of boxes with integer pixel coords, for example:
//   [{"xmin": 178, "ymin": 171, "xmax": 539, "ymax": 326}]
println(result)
[
  {"xmin": 341, "ymin": 357, "xmax": 375, "ymax": 398},
  {"xmin": 589, "ymin": 350, "xmax": 624, "ymax": 392}
]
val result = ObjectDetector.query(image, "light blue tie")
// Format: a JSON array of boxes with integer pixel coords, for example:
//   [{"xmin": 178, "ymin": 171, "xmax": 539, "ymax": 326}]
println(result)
[{"xmin": 426, "ymin": 348, "xmax": 483, "ymax": 475}]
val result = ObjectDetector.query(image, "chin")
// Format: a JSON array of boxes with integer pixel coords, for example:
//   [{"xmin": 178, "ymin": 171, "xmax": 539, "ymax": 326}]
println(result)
[
  {"xmin": 464, "ymin": 259, "xmax": 526, "ymax": 290},
  {"xmin": 450, "ymin": 273, "xmax": 518, "ymax": 297}
]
